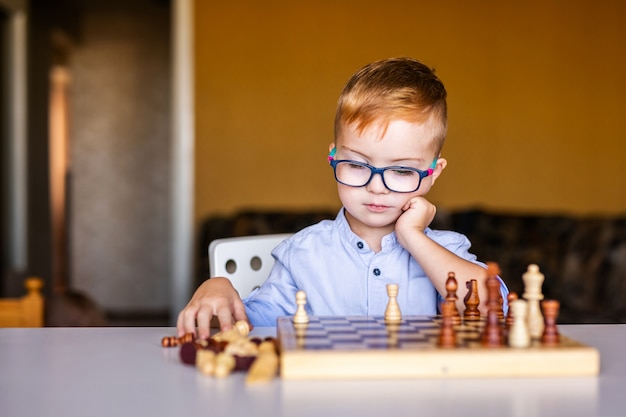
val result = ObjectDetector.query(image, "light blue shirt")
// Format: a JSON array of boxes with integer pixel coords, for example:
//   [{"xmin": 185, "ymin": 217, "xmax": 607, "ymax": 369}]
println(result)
[{"xmin": 243, "ymin": 209, "xmax": 508, "ymax": 326}]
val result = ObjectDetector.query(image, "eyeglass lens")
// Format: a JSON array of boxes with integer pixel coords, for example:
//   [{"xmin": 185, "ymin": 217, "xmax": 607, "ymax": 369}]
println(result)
[{"xmin": 335, "ymin": 161, "xmax": 422, "ymax": 192}]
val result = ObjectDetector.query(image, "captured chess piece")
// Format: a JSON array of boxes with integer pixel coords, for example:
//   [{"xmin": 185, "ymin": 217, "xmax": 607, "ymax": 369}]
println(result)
[
  {"xmin": 385, "ymin": 283, "xmax": 402, "ymax": 323},
  {"xmin": 508, "ymin": 299, "xmax": 531, "ymax": 348},
  {"xmin": 541, "ymin": 299, "xmax": 560, "ymax": 346},
  {"xmin": 293, "ymin": 290, "xmax": 310, "ymax": 324},
  {"xmin": 523, "ymin": 264, "xmax": 545, "ymax": 339},
  {"xmin": 463, "ymin": 279, "xmax": 481, "ymax": 321},
  {"xmin": 445, "ymin": 272, "xmax": 462, "ymax": 325}
]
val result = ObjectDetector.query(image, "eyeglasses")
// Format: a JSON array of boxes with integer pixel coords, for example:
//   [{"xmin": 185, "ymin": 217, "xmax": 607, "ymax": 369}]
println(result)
[{"xmin": 328, "ymin": 149, "xmax": 437, "ymax": 193}]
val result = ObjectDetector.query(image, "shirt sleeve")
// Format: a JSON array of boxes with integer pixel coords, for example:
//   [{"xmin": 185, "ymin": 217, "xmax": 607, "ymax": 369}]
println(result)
[
  {"xmin": 427, "ymin": 228, "xmax": 510, "ymax": 313},
  {"xmin": 242, "ymin": 240, "xmax": 299, "ymax": 327}
]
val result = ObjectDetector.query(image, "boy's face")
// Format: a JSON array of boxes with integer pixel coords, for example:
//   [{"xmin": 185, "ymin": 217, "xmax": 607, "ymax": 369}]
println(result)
[{"xmin": 331, "ymin": 117, "xmax": 447, "ymax": 236}]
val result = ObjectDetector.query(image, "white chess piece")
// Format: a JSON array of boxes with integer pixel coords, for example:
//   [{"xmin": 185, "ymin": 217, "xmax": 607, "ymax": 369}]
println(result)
[
  {"xmin": 508, "ymin": 299, "xmax": 531, "ymax": 348},
  {"xmin": 385, "ymin": 283, "xmax": 402, "ymax": 323},
  {"xmin": 293, "ymin": 290, "xmax": 309, "ymax": 324},
  {"xmin": 523, "ymin": 264, "xmax": 545, "ymax": 339}
]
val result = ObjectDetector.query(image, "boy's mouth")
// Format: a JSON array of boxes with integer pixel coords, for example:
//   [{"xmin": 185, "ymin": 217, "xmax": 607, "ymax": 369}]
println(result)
[{"xmin": 365, "ymin": 203, "xmax": 390, "ymax": 212}]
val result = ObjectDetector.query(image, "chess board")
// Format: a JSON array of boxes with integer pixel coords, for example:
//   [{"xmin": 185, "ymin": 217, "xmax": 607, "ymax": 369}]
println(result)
[{"xmin": 277, "ymin": 315, "xmax": 600, "ymax": 379}]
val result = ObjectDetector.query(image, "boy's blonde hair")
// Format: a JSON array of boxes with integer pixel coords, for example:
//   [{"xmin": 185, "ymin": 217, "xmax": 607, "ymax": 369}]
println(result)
[{"xmin": 334, "ymin": 57, "xmax": 447, "ymax": 154}]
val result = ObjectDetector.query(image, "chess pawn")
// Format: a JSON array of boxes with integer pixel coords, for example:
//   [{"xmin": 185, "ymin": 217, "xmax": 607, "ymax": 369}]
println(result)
[
  {"xmin": 385, "ymin": 283, "xmax": 402, "ymax": 323},
  {"xmin": 508, "ymin": 299, "xmax": 531, "ymax": 348},
  {"xmin": 541, "ymin": 299, "xmax": 560, "ymax": 346},
  {"xmin": 293, "ymin": 290, "xmax": 309, "ymax": 324},
  {"xmin": 505, "ymin": 292, "xmax": 518, "ymax": 327},
  {"xmin": 523, "ymin": 264, "xmax": 545, "ymax": 339},
  {"xmin": 294, "ymin": 322, "xmax": 308, "ymax": 349}
]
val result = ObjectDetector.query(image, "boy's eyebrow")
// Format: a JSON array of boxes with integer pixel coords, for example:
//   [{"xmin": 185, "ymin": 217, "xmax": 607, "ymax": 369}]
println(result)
[{"xmin": 339, "ymin": 146, "xmax": 427, "ymax": 165}]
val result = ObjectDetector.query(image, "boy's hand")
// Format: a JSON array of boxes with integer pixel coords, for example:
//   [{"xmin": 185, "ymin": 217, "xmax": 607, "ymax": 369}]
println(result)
[
  {"xmin": 395, "ymin": 196, "xmax": 437, "ymax": 242},
  {"xmin": 176, "ymin": 277, "xmax": 250, "ymax": 340}
]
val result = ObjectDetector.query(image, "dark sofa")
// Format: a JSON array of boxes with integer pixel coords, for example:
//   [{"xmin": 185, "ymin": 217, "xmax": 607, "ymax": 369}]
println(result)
[{"xmin": 198, "ymin": 208, "xmax": 626, "ymax": 324}]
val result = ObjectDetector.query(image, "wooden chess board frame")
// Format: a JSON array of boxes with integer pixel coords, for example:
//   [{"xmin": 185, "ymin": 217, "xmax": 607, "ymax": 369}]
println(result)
[{"xmin": 277, "ymin": 316, "xmax": 600, "ymax": 380}]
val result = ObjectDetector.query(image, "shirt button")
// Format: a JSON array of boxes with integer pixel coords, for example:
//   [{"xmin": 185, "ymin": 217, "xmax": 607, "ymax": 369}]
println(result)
[
  {"xmin": 357, "ymin": 241, "xmax": 364, "ymax": 249},
  {"xmin": 373, "ymin": 268, "xmax": 381, "ymax": 276}
]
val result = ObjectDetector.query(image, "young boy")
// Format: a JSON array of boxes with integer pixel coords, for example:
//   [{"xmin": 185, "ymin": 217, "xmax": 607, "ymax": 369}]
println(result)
[{"xmin": 178, "ymin": 57, "xmax": 508, "ymax": 339}]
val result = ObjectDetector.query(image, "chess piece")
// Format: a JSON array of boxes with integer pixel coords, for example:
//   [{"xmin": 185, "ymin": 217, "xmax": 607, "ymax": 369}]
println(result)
[
  {"xmin": 463, "ymin": 279, "xmax": 481, "ymax": 321},
  {"xmin": 505, "ymin": 292, "xmax": 518, "ymax": 327},
  {"xmin": 293, "ymin": 290, "xmax": 309, "ymax": 324},
  {"xmin": 486, "ymin": 262, "xmax": 504, "ymax": 320},
  {"xmin": 294, "ymin": 322, "xmax": 308, "ymax": 349},
  {"xmin": 541, "ymin": 299, "xmax": 560, "ymax": 346},
  {"xmin": 196, "ymin": 349, "xmax": 217, "ymax": 375},
  {"xmin": 385, "ymin": 283, "xmax": 402, "ymax": 323},
  {"xmin": 508, "ymin": 299, "xmax": 531, "ymax": 348},
  {"xmin": 438, "ymin": 301, "xmax": 457, "ymax": 348},
  {"xmin": 386, "ymin": 322, "xmax": 400, "ymax": 348},
  {"xmin": 481, "ymin": 309, "xmax": 503, "ymax": 347},
  {"xmin": 523, "ymin": 264, "xmax": 545, "ymax": 339},
  {"xmin": 214, "ymin": 352, "xmax": 236, "ymax": 378},
  {"xmin": 212, "ymin": 320, "xmax": 250, "ymax": 342},
  {"xmin": 246, "ymin": 340, "xmax": 279, "ymax": 384},
  {"xmin": 445, "ymin": 272, "xmax": 462, "ymax": 325}
]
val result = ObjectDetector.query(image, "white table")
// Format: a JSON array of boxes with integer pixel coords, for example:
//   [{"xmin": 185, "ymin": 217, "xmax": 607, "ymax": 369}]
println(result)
[{"xmin": 1, "ymin": 325, "xmax": 625, "ymax": 417}]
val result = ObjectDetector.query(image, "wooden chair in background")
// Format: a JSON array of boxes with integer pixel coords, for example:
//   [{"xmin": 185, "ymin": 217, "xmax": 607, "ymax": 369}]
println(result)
[{"xmin": 0, "ymin": 277, "xmax": 44, "ymax": 327}]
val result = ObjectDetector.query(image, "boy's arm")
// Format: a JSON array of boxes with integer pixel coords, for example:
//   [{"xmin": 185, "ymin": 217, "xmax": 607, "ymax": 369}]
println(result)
[
  {"xmin": 176, "ymin": 277, "xmax": 249, "ymax": 340},
  {"xmin": 395, "ymin": 197, "xmax": 494, "ymax": 314}
]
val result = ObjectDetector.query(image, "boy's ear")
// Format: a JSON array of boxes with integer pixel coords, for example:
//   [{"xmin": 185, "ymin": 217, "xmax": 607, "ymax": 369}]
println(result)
[{"xmin": 430, "ymin": 157, "xmax": 447, "ymax": 183}]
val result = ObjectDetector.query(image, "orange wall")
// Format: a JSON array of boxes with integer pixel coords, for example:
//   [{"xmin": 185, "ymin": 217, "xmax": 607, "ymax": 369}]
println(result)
[{"xmin": 194, "ymin": 0, "xmax": 626, "ymax": 230}]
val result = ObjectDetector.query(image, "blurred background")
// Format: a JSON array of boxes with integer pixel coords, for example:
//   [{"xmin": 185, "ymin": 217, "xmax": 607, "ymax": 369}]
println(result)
[{"xmin": 1, "ymin": 0, "xmax": 624, "ymax": 326}]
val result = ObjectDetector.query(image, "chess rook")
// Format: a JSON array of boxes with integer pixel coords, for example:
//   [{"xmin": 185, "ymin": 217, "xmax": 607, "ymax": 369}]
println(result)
[{"xmin": 385, "ymin": 283, "xmax": 402, "ymax": 323}]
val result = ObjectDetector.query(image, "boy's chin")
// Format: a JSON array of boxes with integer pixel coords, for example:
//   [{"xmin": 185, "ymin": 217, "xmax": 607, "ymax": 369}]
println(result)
[{"xmin": 346, "ymin": 210, "xmax": 399, "ymax": 230}]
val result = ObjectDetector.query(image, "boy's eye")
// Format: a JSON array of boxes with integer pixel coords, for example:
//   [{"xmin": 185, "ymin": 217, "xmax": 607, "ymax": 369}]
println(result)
[
  {"xmin": 390, "ymin": 168, "xmax": 417, "ymax": 177},
  {"xmin": 347, "ymin": 163, "xmax": 367, "ymax": 171}
]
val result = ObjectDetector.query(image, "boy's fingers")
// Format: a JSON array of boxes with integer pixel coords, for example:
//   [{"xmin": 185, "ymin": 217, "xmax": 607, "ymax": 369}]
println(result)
[
  {"xmin": 216, "ymin": 307, "xmax": 234, "ymax": 332},
  {"xmin": 176, "ymin": 305, "xmax": 197, "ymax": 337},
  {"xmin": 232, "ymin": 300, "xmax": 252, "ymax": 330},
  {"xmin": 195, "ymin": 308, "xmax": 211, "ymax": 340}
]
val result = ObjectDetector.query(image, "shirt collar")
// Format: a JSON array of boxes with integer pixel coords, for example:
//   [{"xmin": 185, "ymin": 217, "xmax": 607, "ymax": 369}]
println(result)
[{"xmin": 335, "ymin": 208, "xmax": 399, "ymax": 251}]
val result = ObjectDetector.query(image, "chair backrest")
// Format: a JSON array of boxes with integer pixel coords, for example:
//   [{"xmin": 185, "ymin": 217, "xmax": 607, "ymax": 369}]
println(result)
[
  {"xmin": 209, "ymin": 234, "xmax": 292, "ymax": 298},
  {"xmin": 0, "ymin": 277, "xmax": 44, "ymax": 327}
]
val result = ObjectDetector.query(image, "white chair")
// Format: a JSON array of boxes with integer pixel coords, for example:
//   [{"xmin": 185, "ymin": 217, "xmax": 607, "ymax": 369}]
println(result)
[{"xmin": 209, "ymin": 233, "xmax": 292, "ymax": 298}]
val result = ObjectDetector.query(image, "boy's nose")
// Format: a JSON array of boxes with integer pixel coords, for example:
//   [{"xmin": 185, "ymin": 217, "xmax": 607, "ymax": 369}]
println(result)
[{"xmin": 365, "ymin": 172, "xmax": 389, "ymax": 193}]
